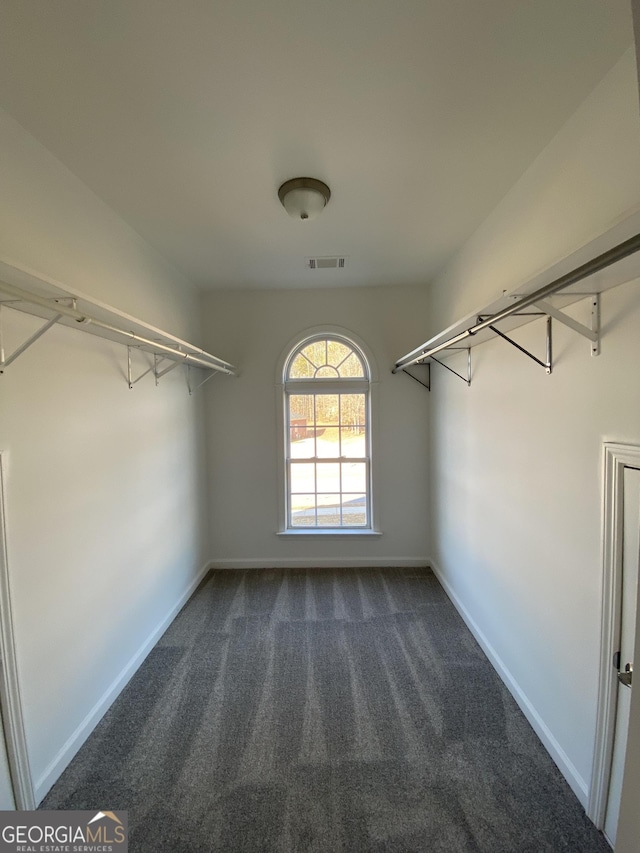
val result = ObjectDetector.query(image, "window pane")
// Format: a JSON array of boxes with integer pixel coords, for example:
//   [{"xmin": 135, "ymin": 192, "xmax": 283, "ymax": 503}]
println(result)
[
  {"xmin": 342, "ymin": 462, "xmax": 366, "ymax": 493},
  {"xmin": 340, "ymin": 394, "xmax": 365, "ymax": 427},
  {"xmin": 340, "ymin": 428, "xmax": 366, "ymax": 458},
  {"xmin": 327, "ymin": 340, "xmax": 353, "ymax": 367},
  {"xmin": 290, "ymin": 430, "xmax": 314, "ymax": 458},
  {"xmin": 289, "ymin": 394, "xmax": 314, "ymax": 422},
  {"xmin": 291, "ymin": 495, "xmax": 316, "ymax": 526},
  {"xmin": 315, "ymin": 395, "xmax": 339, "ymax": 426},
  {"xmin": 289, "ymin": 394, "xmax": 314, "ymax": 457},
  {"xmin": 338, "ymin": 352, "xmax": 364, "ymax": 377},
  {"xmin": 341, "ymin": 495, "xmax": 367, "ymax": 526},
  {"xmin": 317, "ymin": 494, "xmax": 341, "ymax": 527},
  {"xmin": 290, "ymin": 463, "xmax": 315, "ymax": 493},
  {"xmin": 316, "ymin": 428, "xmax": 340, "ymax": 456},
  {"xmin": 301, "ymin": 341, "xmax": 327, "ymax": 368},
  {"xmin": 288, "ymin": 353, "xmax": 314, "ymax": 378},
  {"xmin": 315, "ymin": 365, "xmax": 339, "ymax": 378},
  {"xmin": 316, "ymin": 463, "xmax": 340, "ymax": 493}
]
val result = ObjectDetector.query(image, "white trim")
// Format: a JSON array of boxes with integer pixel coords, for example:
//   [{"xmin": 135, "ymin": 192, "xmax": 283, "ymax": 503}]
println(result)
[
  {"xmin": 0, "ymin": 453, "xmax": 35, "ymax": 810},
  {"xmin": 277, "ymin": 530, "xmax": 382, "ymax": 538},
  {"xmin": 208, "ymin": 557, "xmax": 429, "ymax": 570},
  {"xmin": 588, "ymin": 442, "xmax": 640, "ymax": 827},
  {"xmin": 34, "ymin": 561, "xmax": 211, "ymax": 804},
  {"xmin": 430, "ymin": 557, "xmax": 589, "ymax": 807},
  {"xmin": 279, "ymin": 329, "xmax": 377, "ymax": 533},
  {"xmin": 285, "ymin": 379, "xmax": 370, "ymax": 393}
]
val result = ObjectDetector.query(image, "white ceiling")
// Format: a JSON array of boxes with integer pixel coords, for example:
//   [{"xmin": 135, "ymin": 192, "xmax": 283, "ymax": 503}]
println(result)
[{"xmin": 0, "ymin": 1, "xmax": 633, "ymax": 290}]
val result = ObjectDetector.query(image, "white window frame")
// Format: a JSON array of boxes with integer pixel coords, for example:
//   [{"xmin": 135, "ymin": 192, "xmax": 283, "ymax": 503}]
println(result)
[{"xmin": 280, "ymin": 333, "xmax": 377, "ymax": 535}]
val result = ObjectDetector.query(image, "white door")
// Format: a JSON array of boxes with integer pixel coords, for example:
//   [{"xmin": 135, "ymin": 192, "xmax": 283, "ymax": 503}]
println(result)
[
  {"xmin": 615, "ymin": 526, "xmax": 640, "ymax": 852},
  {"xmin": 0, "ymin": 453, "xmax": 34, "ymax": 810},
  {"xmin": 603, "ymin": 465, "xmax": 639, "ymax": 847}
]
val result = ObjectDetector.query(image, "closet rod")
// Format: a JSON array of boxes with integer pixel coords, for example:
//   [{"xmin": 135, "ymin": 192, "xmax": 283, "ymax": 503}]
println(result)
[
  {"xmin": 393, "ymin": 232, "xmax": 640, "ymax": 372},
  {"xmin": 0, "ymin": 278, "xmax": 235, "ymax": 374}
]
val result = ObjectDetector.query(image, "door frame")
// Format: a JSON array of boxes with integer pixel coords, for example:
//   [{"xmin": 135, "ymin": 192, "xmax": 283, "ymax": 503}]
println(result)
[
  {"xmin": 0, "ymin": 453, "xmax": 35, "ymax": 809},
  {"xmin": 588, "ymin": 442, "xmax": 640, "ymax": 827}
]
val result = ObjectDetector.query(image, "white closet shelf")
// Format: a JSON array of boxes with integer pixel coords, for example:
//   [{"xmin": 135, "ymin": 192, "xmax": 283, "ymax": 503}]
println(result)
[
  {"xmin": 394, "ymin": 208, "xmax": 640, "ymax": 385},
  {"xmin": 0, "ymin": 257, "xmax": 236, "ymax": 383}
]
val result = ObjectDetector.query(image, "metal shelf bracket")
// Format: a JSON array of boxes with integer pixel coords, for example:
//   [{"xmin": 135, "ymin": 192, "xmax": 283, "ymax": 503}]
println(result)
[
  {"xmin": 154, "ymin": 353, "xmax": 183, "ymax": 386},
  {"xmin": 533, "ymin": 295, "xmax": 600, "ymax": 356},
  {"xmin": 127, "ymin": 349, "xmax": 187, "ymax": 389},
  {"xmin": 0, "ymin": 300, "xmax": 76, "ymax": 372},
  {"xmin": 430, "ymin": 347, "xmax": 472, "ymax": 387},
  {"xmin": 484, "ymin": 315, "xmax": 552, "ymax": 375},
  {"xmin": 400, "ymin": 363, "xmax": 431, "ymax": 390},
  {"xmin": 399, "ymin": 347, "xmax": 471, "ymax": 391},
  {"xmin": 186, "ymin": 364, "xmax": 219, "ymax": 396},
  {"xmin": 127, "ymin": 346, "xmax": 153, "ymax": 389}
]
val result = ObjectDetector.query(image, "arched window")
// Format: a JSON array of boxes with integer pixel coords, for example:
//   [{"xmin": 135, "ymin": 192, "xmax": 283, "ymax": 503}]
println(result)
[{"xmin": 284, "ymin": 335, "xmax": 371, "ymax": 529}]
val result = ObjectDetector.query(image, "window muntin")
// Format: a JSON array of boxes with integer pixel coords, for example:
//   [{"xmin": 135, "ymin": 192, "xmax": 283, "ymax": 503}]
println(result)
[{"xmin": 285, "ymin": 336, "xmax": 370, "ymax": 530}]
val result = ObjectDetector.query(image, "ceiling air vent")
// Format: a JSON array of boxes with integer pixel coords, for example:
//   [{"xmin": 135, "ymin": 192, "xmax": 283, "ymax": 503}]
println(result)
[{"xmin": 305, "ymin": 256, "xmax": 347, "ymax": 270}]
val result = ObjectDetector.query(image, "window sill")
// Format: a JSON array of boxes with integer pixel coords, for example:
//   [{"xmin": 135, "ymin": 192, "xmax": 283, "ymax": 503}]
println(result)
[{"xmin": 277, "ymin": 529, "xmax": 382, "ymax": 538}]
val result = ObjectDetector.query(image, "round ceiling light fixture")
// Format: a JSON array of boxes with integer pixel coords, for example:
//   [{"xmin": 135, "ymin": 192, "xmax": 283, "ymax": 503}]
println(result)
[{"xmin": 278, "ymin": 177, "xmax": 331, "ymax": 221}]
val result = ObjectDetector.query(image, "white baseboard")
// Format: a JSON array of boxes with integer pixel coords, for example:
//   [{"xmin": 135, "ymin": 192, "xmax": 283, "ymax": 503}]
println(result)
[
  {"xmin": 208, "ymin": 557, "xmax": 430, "ymax": 570},
  {"xmin": 34, "ymin": 561, "xmax": 211, "ymax": 804},
  {"xmin": 430, "ymin": 557, "xmax": 589, "ymax": 808}
]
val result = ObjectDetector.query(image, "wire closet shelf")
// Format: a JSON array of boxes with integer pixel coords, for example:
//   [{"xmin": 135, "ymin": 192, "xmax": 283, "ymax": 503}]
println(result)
[
  {"xmin": 0, "ymin": 257, "xmax": 236, "ymax": 388},
  {"xmin": 393, "ymin": 211, "xmax": 640, "ymax": 386}
]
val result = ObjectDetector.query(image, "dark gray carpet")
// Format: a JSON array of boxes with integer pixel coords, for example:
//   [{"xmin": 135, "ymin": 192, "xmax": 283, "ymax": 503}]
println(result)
[{"xmin": 41, "ymin": 567, "xmax": 609, "ymax": 852}]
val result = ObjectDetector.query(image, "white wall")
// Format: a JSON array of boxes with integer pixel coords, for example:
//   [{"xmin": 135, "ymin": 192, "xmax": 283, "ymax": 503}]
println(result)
[
  {"xmin": 427, "ymin": 45, "xmax": 640, "ymax": 805},
  {"xmin": 201, "ymin": 285, "xmax": 430, "ymax": 567},
  {"xmin": 0, "ymin": 107, "xmax": 212, "ymax": 801}
]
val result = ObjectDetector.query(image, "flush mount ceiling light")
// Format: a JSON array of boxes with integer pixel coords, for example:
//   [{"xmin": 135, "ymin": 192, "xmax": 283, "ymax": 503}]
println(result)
[{"xmin": 278, "ymin": 177, "xmax": 331, "ymax": 221}]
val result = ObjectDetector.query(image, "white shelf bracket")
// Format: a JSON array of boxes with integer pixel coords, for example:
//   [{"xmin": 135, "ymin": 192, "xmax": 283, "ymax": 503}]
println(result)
[
  {"xmin": 0, "ymin": 303, "xmax": 64, "ymax": 372},
  {"xmin": 592, "ymin": 294, "xmax": 600, "ymax": 357},
  {"xmin": 127, "ymin": 350, "xmax": 186, "ymax": 389},
  {"xmin": 186, "ymin": 364, "xmax": 218, "ymax": 396},
  {"xmin": 534, "ymin": 296, "xmax": 600, "ymax": 355},
  {"xmin": 127, "ymin": 346, "xmax": 157, "ymax": 389},
  {"xmin": 154, "ymin": 353, "xmax": 183, "ymax": 386}
]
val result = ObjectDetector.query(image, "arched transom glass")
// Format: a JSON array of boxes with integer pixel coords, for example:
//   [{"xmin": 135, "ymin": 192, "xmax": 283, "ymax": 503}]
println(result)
[
  {"xmin": 284, "ymin": 336, "xmax": 371, "ymax": 529},
  {"xmin": 287, "ymin": 338, "xmax": 366, "ymax": 380}
]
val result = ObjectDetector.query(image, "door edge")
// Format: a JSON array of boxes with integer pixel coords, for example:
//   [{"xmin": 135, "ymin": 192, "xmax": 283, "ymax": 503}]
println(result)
[
  {"xmin": 589, "ymin": 442, "xmax": 640, "ymax": 828},
  {"xmin": 0, "ymin": 452, "xmax": 35, "ymax": 810}
]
